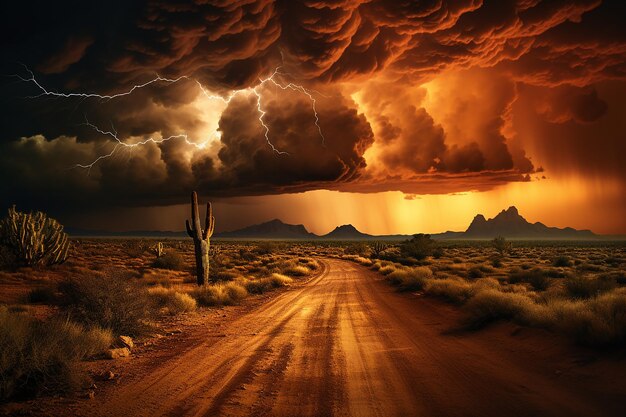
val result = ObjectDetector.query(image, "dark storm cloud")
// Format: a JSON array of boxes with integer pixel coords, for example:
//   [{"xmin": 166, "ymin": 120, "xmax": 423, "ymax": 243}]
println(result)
[{"xmin": 1, "ymin": 0, "xmax": 625, "ymax": 214}]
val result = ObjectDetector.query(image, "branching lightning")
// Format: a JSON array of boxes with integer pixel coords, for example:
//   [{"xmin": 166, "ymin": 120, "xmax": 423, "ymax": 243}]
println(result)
[{"xmin": 16, "ymin": 64, "xmax": 326, "ymax": 168}]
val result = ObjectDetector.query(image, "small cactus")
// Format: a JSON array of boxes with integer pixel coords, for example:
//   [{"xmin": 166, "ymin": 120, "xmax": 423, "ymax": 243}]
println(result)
[
  {"xmin": 152, "ymin": 242, "xmax": 165, "ymax": 258},
  {"xmin": 370, "ymin": 241, "xmax": 388, "ymax": 258},
  {"xmin": 0, "ymin": 206, "xmax": 70, "ymax": 266}
]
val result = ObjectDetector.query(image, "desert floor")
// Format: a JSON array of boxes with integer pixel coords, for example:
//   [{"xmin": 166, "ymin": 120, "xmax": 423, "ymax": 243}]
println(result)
[{"xmin": 19, "ymin": 257, "xmax": 625, "ymax": 417}]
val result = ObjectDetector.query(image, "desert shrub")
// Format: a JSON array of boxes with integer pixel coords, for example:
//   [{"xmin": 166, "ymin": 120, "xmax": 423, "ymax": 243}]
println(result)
[
  {"xmin": 462, "ymin": 290, "xmax": 545, "ymax": 329},
  {"xmin": 147, "ymin": 287, "xmax": 197, "ymax": 315},
  {"xmin": 59, "ymin": 271, "xmax": 152, "ymax": 336},
  {"xmin": 244, "ymin": 273, "xmax": 293, "ymax": 294},
  {"xmin": 354, "ymin": 256, "xmax": 373, "ymax": 266},
  {"xmin": 509, "ymin": 268, "xmax": 551, "ymax": 291},
  {"xmin": 601, "ymin": 271, "xmax": 626, "ymax": 285},
  {"xmin": 467, "ymin": 266, "xmax": 484, "ymax": 279},
  {"xmin": 26, "ymin": 286, "xmax": 57, "ymax": 304},
  {"xmin": 190, "ymin": 282, "xmax": 248, "ymax": 306},
  {"xmin": 124, "ymin": 240, "xmax": 149, "ymax": 258},
  {"xmin": 426, "ymin": 278, "xmax": 474, "ymax": 304},
  {"xmin": 212, "ymin": 270, "xmax": 241, "ymax": 282},
  {"xmin": 577, "ymin": 263, "xmax": 603, "ymax": 272},
  {"xmin": 254, "ymin": 241, "xmax": 277, "ymax": 255},
  {"xmin": 378, "ymin": 264, "xmax": 397, "ymax": 275},
  {"xmin": 0, "ymin": 307, "xmax": 112, "ymax": 400},
  {"xmin": 282, "ymin": 264, "xmax": 310, "ymax": 276},
  {"xmin": 432, "ymin": 247, "xmax": 444, "ymax": 259},
  {"xmin": 344, "ymin": 243, "xmax": 370, "ymax": 257},
  {"xmin": 564, "ymin": 274, "xmax": 617, "ymax": 299},
  {"xmin": 553, "ymin": 255, "xmax": 572, "ymax": 267},
  {"xmin": 152, "ymin": 251, "xmax": 186, "ymax": 271},
  {"xmin": 491, "ymin": 257, "xmax": 503, "ymax": 268},
  {"xmin": 548, "ymin": 293, "xmax": 626, "ymax": 346},
  {"xmin": 399, "ymin": 234, "xmax": 436, "ymax": 260},
  {"xmin": 386, "ymin": 267, "xmax": 432, "ymax": 291},
  {"xmin": 491, "ymin": 236, "xmax": 511, "ymax": 256}
]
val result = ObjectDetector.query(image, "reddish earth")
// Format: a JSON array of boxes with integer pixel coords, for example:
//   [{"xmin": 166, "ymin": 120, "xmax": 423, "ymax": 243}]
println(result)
[{"xmin": 14, "ymin": 258, "xmax": 626, "ymax": 416}]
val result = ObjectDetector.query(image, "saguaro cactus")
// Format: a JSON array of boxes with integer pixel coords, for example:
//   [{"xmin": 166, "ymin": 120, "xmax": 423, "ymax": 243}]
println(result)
[{"xmin": 185, "ymin": 192, "xmax": 215, "ymax": 286}]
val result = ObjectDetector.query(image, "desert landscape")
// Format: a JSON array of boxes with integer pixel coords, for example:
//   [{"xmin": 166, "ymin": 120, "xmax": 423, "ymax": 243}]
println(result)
[
  {"xmin": 2, "ymin": 0, "xmax": 626, "ymax": 416},
  {"xmin": 1, "ymin": 202, "xmax": 625, "ymax": 416}
]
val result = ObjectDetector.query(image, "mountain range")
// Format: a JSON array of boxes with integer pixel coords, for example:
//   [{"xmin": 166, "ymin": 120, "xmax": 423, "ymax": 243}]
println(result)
[{"xmin": 67, "ymin": 206, "xmax": 599, "ymax": 240}]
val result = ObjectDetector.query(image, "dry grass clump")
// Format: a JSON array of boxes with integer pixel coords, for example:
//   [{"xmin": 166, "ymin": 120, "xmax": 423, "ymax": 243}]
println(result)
[
  {"xmin": 152, "ymin": 251, "xmax": 187, "ymax": 271},
  {"xmin": 282, "ymin": 265, "xmax": 311, "ymax": 277},
  {"xmin": 426, "ymin": 278, "xmax": 474, "ymax": 304},
  {"xmin": 353, "ymin": 256, "xmax": 373, "ymax": 266},
  {"xmin": 147, "ymin": 286, "xmax": 197, "ymax": 315},
  {"xmin": 462, "ymin": 289, "xmax": 547, "ymax": 329},
  {"xmin": 564, "ymin": 274, "xmax": 617, "ymax": 299},
  {"xmin": 386, "ymin": 267, "xmax": 432, "ymax": 291},
  {"xmin": 0, "ymin": 307, "xmax": 112, "ymax": 400},
  {"xmin": 189, "ymin": 282, "xmax": 248, "ymax": 307},
  {"xmin": 508, "ymin": 268, "xmax": 552, "ymax": 291},
  {"xmin": 378, "ymin": 264, "xmax": 397, "ymax": 275},
  {"xmin": 243, "ymin": 273, "xmax": 293, "ymax": 294},
  {"xmin": 59, "ymin": 271, "xmax": 153, "ymax": 336}
]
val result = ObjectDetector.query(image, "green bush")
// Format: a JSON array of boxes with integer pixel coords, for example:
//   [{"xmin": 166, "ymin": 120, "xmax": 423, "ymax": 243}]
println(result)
[
  {"xmin": 0, "ymin": 307, "xmax": 112, "ymax": 400},
  {"xmin": 60, "ymin": 270, "xmax": 152, "ymax": 336}
]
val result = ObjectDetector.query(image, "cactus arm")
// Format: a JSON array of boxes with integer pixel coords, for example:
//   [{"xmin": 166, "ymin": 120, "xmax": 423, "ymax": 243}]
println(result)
[
  {"xmin": 203, "ymin": 202, "xmax": 215, "ymax": 240},
  {"xmin": 185, "ymin": 220, "xmax": 194, "ymax": 238}
]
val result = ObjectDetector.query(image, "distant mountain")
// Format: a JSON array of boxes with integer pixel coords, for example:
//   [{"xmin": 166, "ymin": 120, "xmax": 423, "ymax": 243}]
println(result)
[
  {"xmin": 66, "ymin": 228, "xmax": 186, "ymax": 238},
  {"xmin": 320, "ymin": 224, "xmax": 373, "ymax": 240},
  {"xmin": 66, "ymin": 207, "xmax": 599, "ymax": 240},
  {"xmin": 215, "ymin": 219, "xmax": 317, "ymax": 239},
  {"xmin": 463, "ymin": 206, "xmax": 596, "ymax": 239}
]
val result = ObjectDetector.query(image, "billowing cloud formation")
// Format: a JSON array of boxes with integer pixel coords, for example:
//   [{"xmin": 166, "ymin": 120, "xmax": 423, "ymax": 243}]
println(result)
[{"xmin": 0, "ymin": 0, "xmax": 625, "ymax": 215}]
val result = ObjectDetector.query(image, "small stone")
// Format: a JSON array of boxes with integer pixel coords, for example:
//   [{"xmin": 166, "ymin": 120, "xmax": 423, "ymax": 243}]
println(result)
[
  {"xmin": 105, "ymin": 371, "xmax": 115, "ymax": 380},
  {"xmin": 87, "ymin": 390, "xmax": 95, "ymax": 400},
  {"xmin": 118, "ymin": 335, "xmax": 134, "ymax": 349},
  {"xmin": 106, "ymin": 347, "xmax": 131, "ymax": 359}
]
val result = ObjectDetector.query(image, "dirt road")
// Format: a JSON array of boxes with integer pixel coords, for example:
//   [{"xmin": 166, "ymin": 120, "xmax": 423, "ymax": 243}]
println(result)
[{"xmin": 81, "ymin": 259, "xmax": 625, "ymax": 417}]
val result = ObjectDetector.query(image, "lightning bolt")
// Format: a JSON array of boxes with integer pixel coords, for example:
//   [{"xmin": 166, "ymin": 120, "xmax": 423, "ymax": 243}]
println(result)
[
  {"xmin": 77, "ymin": 116, "xmax": 213, "ymax": 174},
  {"xmin": 15, "ymin": 65, "xmax": 326, "ymax": 167}
]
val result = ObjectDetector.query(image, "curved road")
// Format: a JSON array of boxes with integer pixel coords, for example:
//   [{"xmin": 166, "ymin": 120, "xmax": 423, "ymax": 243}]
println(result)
[{"xmin": 84, "ymin": 259, "xmax": 624, "ymax": 417}]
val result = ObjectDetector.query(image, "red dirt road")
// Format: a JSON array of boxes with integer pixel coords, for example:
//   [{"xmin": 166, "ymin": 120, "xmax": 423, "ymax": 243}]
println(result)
[{"xmin": 79, "ymin": 259, "xmax": 625, "ymax": 417}]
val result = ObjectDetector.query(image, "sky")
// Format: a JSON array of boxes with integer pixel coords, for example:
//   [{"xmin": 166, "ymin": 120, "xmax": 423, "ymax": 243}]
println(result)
[{"xmin": 0, "ymin": 0, "xmax": 624, "ymax": 235}]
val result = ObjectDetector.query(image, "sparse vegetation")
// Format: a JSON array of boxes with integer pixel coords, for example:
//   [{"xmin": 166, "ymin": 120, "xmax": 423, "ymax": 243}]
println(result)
[
  {"xmin": 60, "ymin": 270, "xmax": 153, "ymax": 336},
  {"xmin": 0, "ymin": 307, "xmax": 112, "ymax": 400}
]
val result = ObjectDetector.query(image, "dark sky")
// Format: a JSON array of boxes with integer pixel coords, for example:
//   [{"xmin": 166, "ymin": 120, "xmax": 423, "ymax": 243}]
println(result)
[{"xmin": 1, "ymin": 0, "xmax": 625, "ymax": 233}]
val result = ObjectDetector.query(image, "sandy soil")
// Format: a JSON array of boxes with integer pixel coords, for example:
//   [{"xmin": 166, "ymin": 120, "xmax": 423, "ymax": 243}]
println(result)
[{"xmin": 18, "ymin": 258, "xmax": 626, "ymax": 417}]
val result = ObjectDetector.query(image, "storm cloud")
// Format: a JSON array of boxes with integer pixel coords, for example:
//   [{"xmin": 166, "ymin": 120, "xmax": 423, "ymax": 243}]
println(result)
[{"xmin": 1, "ymin": 0, "xmax": 625, "ymax": 218}]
